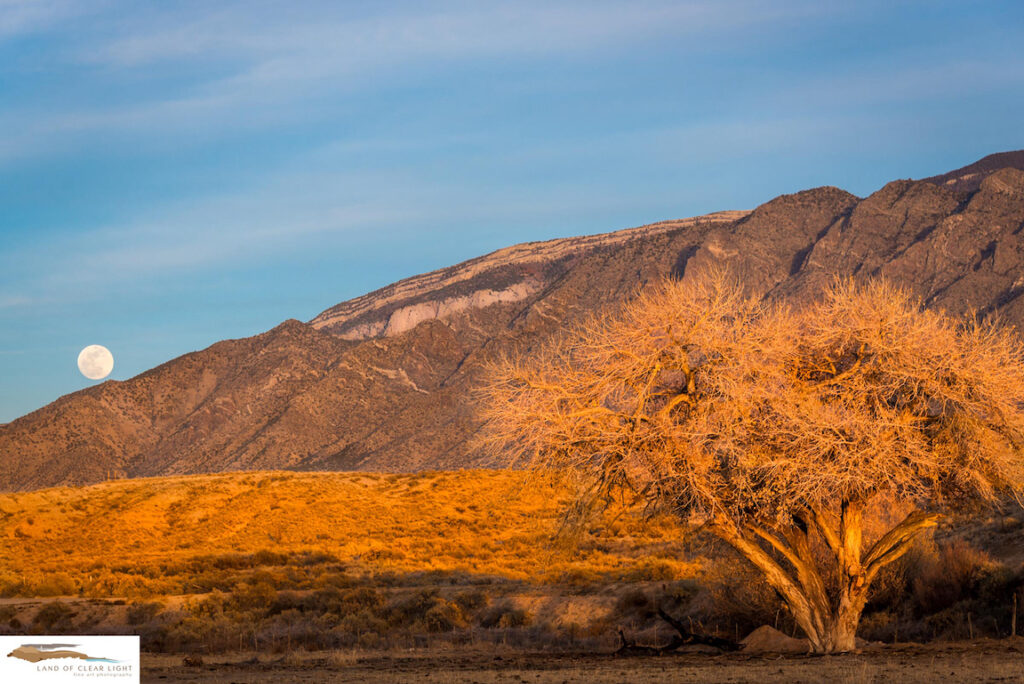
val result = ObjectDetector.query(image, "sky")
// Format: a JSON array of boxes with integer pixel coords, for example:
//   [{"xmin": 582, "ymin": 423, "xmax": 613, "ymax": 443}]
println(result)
[{"xmin": 1, "ymin": 0, "xmax": 1022, "ymax": 422}]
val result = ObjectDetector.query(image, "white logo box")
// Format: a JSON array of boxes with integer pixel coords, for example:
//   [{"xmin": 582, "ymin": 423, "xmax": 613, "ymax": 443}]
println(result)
[{"xmin": 0, "ymin": 635, "xmax": 139, "ymax": 683}]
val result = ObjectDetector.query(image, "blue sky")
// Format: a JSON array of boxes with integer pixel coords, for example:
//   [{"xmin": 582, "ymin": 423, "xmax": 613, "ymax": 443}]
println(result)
[{"xmin": 1, "ymin": 0, "xmax": 1022, "ymax": 422}]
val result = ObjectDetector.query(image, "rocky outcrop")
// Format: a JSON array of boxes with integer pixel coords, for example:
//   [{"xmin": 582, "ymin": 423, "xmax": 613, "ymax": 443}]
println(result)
[
  {"xmin": 682, "ymin": 186, "xmax": 859, "ymax": 294},
  {"xmin": 2, "ymin": 155, "xmax": 1024, "ymax": 491},
  {"xmin": 333, "ymin": 278, "xmax": 545, "ymax": 339}
]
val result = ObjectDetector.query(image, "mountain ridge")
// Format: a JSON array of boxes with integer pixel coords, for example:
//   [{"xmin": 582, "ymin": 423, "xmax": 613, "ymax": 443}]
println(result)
[
  {"xmin": 310, "ymin": 210, "xmax": 748, "ymax": 339},
  {"xmin": 921, "ymin": 149, "xmax": 1024, "ymax": 193},
  {"xmin": 3, "ymin": 153, "xmax": 1024, "ymax": 491}
]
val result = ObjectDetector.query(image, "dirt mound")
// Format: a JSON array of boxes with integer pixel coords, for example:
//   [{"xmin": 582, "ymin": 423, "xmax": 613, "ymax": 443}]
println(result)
[{"xmin": 741, "ymin": 625, "xmax": 809, "ymax": 654}]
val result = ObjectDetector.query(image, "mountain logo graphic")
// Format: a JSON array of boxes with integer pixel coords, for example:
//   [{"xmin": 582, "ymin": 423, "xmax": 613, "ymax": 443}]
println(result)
[{"xmin": 7, "ymin": 643, "xmax": 120, "ymax": 664}]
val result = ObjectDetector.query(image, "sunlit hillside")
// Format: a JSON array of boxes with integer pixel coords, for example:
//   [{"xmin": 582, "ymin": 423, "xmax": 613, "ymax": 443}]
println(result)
[
  {"xmin": 4, "ymin": 469, "xmax": 1020, "ymax": 656},
  {"xmin": 0, "ymin": 470, "xmax": 694, "ymax": 598}
]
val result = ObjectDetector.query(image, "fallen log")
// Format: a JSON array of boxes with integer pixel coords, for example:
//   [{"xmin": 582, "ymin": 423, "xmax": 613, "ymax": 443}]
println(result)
[
  {"xmin": 614, "ymin": 608, "xmax": 743, "ymax": 655},
  {"xmin": 657, "ymin": 608, "xmax": 743, "ymax": 651},
  {"xmin": 615, "ymin": 628, "xmax": 663, "ymax": 655}
]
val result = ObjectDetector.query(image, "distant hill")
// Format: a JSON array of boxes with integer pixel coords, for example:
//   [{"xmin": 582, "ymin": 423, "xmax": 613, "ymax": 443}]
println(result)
[{"xmin": 2, "ymin": 153, "xmax": 1024, "ymax": 491}]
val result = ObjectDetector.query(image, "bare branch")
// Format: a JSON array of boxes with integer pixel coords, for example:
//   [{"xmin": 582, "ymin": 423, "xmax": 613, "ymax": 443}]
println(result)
[
  {"xmin": 750, "ymin": 525, "xmax": 803, "ymax": 571},
  {"xmin": 708, "ymin": 517, "xmax": 817, "ymax": 637},
  {"xmin": 863, "ymin": 510, "xmax": 941, "ymax": 581},
  {"xmin": 807, "ymin": 505, "xmax": 841, "ymax": 558}
]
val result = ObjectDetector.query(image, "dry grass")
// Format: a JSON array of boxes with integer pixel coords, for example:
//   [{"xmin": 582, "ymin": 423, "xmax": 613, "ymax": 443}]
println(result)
[
  {"xmin": 0, "ymin": 469, "xmax": 697, "ymax": 598},
  {"xmin": 0, "ymin": 469, "xmax": 1019, "ymax": 656}
]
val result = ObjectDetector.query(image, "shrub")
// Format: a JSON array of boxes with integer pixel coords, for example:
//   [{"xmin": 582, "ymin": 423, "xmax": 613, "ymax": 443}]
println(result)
[
  {"xmin": 422, "ymin": 600, "xmax": 466, "ymax": 633},
  {"xmin": 273, "ymin": 586, "xmax": 383, "ymax": 618},
  {"xmin": 33, "ymin": 602, "xmax": 75, "ymax": 631},
  {"xmin": 479, "ymin": 601, "xmax": 531, "ymax": 629},
  {"xmin": 333, "ymin": 587, "xmax": 383, "ymax": 615},
  {"xmin": 0, "ymin": 573, "xmax": 25, "ymax": 597},
  {"xmin": 0, "ymin": 605, "xmax": 20, "ymax": 633},
  {"xmin": 697, "ymin": 555, "xmax": 783, "ymax": 635},
  {"xmin": 452, "ymin": 589, "xmax": 489, "ymax": 613},
  {"xmin": 621, "ymin": 560, "xmax": 677, "ymax": 582},
  {"xmin": 33, "ymin": 572, "xmax": 76, "ymax": 597},
  {"xmin": 254, "ymin": 550, "xmax": 289, "ymax": 566},
  {"xmin": 385, "ymin": 589, "xmax": 440, "ymax": 625},
  {"xmin": 163, "ymin": 615, "xmax": 239, "ymax": 653},
  {"xmin": 913, "ymin": 540, "xmax": 992, "ymax": 615},
  {"xmin": 336, "ymin": 609, "xmax": 388, "ymax": 641},
  {"xmin": 228, "ymin": 582, "xmax": 277, "ymax": 614},
  {"xmin": 127, "ymin": 601, "xmax": 163, "ymax": 625}
]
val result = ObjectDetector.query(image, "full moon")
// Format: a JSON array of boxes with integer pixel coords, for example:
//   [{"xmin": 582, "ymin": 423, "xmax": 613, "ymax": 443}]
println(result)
[{"xmin": 77, "ymin": 345, "xmax": 114, "ymax": 380}]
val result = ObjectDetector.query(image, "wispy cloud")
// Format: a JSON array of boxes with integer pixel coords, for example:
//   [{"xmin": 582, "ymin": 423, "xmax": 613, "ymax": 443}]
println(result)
[
  {"xmin": 88, "ymin": 1, "xmax": 809, "ymax": 68},
  {"xmin": 1, "ymin": 0, "xmax": 1019, "ymax": 304},
  {"xmin": 0, "ymin": 294, "xmax": 34, "ymax": 309},
  {"xmin": 0, "ymin": 133, "xmax": 681, "ymax": 308},
  {"xmin": 5, "ymin": 178, "xmax": 415, "ymax": 294},
  {"xmin": 769, "ymin": 55, "xmax": 1024, "ymax": 109},
  {"xmin": 0, "ymin": 1, "xmax": 844, "ymax": 164},
  {"xmin": 4, "ymin": 0, "xmax": 1009, "ymax": 173},
  {"xmin": 0, "ymin": 0, "xmax": 95, "ymax": 41},
  {"xmin": 4, "ymin": 1, "xmax": 1018, "ymax": 304}
]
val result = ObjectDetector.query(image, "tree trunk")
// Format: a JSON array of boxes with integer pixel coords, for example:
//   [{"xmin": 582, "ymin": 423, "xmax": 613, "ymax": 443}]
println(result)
[
  {"xmin": 830, "ymin": 607, "xmax": 859, "ymax": 652},
  {"xmin": 710, "ymin": 507, "xmax": 938, "ymax": 654},
  {"xmin": 734, "ymin": 562, "xmax": 867, "ymax": 653},
  {"xmin": 817, "ymin": 586, "xmax": 866, "ymax": 652}
]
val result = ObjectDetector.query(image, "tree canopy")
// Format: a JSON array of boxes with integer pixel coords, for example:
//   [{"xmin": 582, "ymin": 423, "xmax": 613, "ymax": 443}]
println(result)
[{"xmin": 482, "ymin": 274, "xmax": 1024, "ymax": 652}]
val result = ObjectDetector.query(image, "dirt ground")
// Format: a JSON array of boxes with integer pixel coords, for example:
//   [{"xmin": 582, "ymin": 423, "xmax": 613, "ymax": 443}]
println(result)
[{"xmin": 143, "ymin": 639, "xmax": 1024, "ymax": 683}]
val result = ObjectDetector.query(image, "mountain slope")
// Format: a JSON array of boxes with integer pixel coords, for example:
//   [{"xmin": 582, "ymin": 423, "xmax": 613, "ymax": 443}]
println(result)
[{"xmin": 2, "ymin": 154, "xmax": 1024, "ymax": 491}]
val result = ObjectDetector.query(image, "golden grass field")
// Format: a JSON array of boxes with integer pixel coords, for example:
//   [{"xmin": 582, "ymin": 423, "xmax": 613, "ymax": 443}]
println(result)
[
  {"xmin": 0, "ymin": 469, "xmax": 695, "ymax": 598},
  {"xmin": 3, "ymin": 470, "xmax": 1024, "ymax": 682}
]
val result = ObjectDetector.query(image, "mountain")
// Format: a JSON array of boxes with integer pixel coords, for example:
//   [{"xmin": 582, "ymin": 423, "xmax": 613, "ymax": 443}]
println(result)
[
  {"xmin": 921, "ymin": 150, "xmax": 1024, "ymax": 193},
  {"xmin": 2, "ymin": 153, "xmax": 1024, "ymax": 492}
]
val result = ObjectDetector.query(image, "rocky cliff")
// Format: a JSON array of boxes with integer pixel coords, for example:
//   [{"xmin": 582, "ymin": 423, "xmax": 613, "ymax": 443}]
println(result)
[{"xmin": 2, "ymin": 153, "xmax": 1023, "ymax": 491}]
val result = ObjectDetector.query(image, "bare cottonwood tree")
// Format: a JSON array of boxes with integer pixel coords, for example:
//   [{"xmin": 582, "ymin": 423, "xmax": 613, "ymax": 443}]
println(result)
[{"xmin": 482, "ymin": 274, "xmax": 1024, "ymax": 652}]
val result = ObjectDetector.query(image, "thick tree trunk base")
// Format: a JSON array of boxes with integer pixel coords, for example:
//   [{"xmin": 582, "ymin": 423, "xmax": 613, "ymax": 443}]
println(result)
[{"xmin": 817, "ymin": 623, "xmax": 858, "ymax": 654}]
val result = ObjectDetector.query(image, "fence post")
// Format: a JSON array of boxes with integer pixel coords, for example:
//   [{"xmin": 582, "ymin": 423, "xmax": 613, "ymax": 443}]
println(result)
[{"xmin": 1013, "ymin": 593, "xmax": 1018, "ymax": 637}]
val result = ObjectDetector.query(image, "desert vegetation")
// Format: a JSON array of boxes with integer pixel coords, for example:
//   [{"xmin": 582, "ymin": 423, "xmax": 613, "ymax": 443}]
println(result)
[
  {"xmin": 483, "ymin": 274, "xmax": 1024, "ymax": 652},
  {"xmin": 0, "ymin": 469, "xmax": 1023, "ymax": 658},
  {"xmin": 0, "ymin": 470, "xmax": 698, "ymax": 653},
  {"xmin": 0, "ymin": 470, "xmax": 692, "ymax": 598}
]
